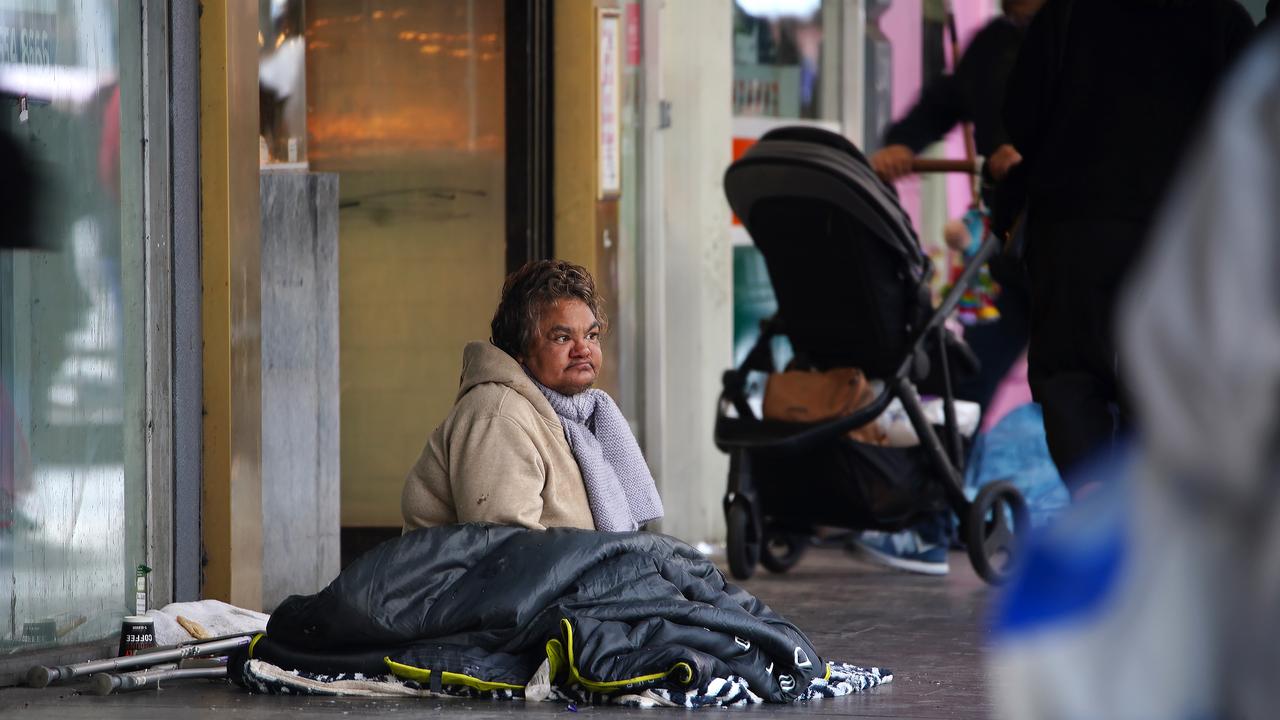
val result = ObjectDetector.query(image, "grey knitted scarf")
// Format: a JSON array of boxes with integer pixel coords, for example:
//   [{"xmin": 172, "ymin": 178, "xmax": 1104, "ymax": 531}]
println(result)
[{"xmin": 527, "ymin": 375, "xmax": 664, "ymax": 532}]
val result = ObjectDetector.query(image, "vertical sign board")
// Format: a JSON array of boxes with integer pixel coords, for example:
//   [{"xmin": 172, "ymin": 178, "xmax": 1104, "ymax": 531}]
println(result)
[
  {"xmin": 597, "ymin": 8, "xmax": 622, "ymax": 198},
  {"xmin": 625, "ymin": 2, "xmax": 642, "ymax": 67},
  {"xmin": 593, "ymin": 7, "xmax": 622, "ymax": 398}
]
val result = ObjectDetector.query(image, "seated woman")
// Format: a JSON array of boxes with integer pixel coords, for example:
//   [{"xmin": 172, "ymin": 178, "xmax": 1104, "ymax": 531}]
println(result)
[{"xmin": 402, "ymin": 260, "xmax": 663, "ymax": 532}]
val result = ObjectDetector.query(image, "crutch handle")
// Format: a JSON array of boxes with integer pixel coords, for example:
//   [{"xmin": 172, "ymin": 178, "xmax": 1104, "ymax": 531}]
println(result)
[{"xmin": 910, "ymin": 157, "xmax": 982, "ymax": 175}]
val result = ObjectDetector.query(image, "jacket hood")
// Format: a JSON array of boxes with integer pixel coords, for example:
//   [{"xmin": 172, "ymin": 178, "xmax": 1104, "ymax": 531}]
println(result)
[{"xmin": 457, "ymin": 341, "xmax": 560, "ymax": 424}]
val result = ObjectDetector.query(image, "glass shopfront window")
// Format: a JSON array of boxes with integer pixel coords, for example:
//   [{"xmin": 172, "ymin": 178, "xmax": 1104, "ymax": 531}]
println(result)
[
  {"xmin": 730, "ymin": 0, "xmax": 851, "ymax": 384},
  {"xmin": 732, "ymin": 0, "xmax": 841, "ymax": 122},
  {"xmin": 731, "ymin": 0, "xmax": 845, "ymax": 369},
  {"xmin": 260, "ymin": 0, "xmax": 307, "ymax": 166},
  {"xmin": 304, "ymin": 1, "xmax": 508, "ymax": 532},
  {"xmin": 0, "ymin": 0, "xmax": 146, "ymax": 653}
]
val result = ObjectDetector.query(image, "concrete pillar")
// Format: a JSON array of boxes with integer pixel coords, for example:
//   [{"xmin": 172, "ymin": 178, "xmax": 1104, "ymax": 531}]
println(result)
[
  {"xmin": 259, "ymin": 172, "xmax": 341, "ymax": 611},
  {"xmin": 642, "ymin": 0, "xmax": 734, "ymax": 545}
]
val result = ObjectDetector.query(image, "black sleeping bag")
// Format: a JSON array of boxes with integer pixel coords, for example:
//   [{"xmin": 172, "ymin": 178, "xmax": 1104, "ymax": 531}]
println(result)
[{"xmin": 246, "ymin": 524, "xmax": 826, "ymax": 702}]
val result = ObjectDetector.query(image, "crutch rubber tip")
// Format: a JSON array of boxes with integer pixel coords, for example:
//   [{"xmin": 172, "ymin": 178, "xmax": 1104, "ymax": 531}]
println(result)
[
  {"xmin": 26, "ymin": 666, "xmax": 55, "ymax": 688},
  {"xmin": 89, "ymin": 673, "xmax": 118, "ymax": 696}
]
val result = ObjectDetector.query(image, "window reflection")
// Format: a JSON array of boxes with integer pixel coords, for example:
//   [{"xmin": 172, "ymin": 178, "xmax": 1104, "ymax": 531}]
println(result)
[
  {"xmin": 0, "ymin": 0, "xmax": 140, "ymax": 652},
  {"xmin": 260, "ymin": 0, "xmax": 307, "ymax": 165},
  {"xmin": 732, "ymin": 0, "xmax": 831, "ymax": 120},
  {"xmin": 304, "ymin": 1, "xmax": 508, "ymax": 531},
  {"xmin": 305, "ymin": 0, "xmax": 505, "ymax": 160}
]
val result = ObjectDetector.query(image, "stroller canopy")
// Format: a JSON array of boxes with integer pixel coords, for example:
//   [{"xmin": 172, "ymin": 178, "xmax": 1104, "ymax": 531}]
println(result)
[{"xmin": 724, "ymin": 127, "xmax": 933, "ymax": 377}]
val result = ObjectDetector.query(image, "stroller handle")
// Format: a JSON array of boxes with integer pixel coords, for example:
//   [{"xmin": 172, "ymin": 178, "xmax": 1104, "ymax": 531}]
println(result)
[{"xmin": 910, "ymin": 158, "xmax": 981, "ymax": 175}]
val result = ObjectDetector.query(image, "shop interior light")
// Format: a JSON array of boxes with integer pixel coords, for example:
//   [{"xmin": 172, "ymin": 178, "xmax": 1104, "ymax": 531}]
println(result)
[
  {"xmin": 0, "ymin": 63, "xmax": 107, "ymax": 106},
  {"xmin": 734, "ymin": 0, "xmax": 822, "ymax": 19}
]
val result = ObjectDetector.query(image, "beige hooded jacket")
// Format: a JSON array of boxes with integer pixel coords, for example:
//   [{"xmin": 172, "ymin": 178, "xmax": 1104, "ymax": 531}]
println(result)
[{"xmin": 401, "ymin": 341, "xmax": 595, "ymax": 532}]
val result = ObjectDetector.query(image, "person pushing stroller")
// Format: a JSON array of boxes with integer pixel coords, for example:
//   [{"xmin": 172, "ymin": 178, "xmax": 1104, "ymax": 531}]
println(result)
[{"xmin": 856, "ymin": 0, "xmax": 1046, "ymax": 574}]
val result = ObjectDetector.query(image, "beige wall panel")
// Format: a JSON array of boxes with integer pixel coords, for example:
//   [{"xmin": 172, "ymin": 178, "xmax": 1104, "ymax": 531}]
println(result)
[{"xmin": 307, "ymin": 1, "xmax": 507, "ymax": 528}]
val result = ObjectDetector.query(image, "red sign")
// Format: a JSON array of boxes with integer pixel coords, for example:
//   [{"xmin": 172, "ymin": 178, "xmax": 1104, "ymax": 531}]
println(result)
[
  {"xmin": 730, "ymin": 137, "xmax": 757, "ymax": 225},
  {"xmin": 625, "ymin": 3, "xmax": 641, "ymax": 66}
]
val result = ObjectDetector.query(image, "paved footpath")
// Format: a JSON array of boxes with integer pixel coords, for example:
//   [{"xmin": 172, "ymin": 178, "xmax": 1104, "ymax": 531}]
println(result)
[{"xmin": 0, "ymin": 547, "xmax": 995, "ymax": 719}]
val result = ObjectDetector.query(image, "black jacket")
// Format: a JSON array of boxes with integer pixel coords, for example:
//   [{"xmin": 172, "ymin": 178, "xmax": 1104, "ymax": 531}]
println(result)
[
  {"xmin": 249, "ymin": 524, "xmax": 826, "ymax": 702},
  {"xmin": 884, "ymin": 17, "xmax": 1026, "ymax": 159},
  {"xmin": 994, "ymin": 0, "xmax": 1254, "ymax": 236}
]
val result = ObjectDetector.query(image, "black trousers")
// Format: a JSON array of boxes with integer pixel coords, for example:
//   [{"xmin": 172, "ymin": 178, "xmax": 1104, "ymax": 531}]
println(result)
[{"xmin": 1024, "ymin": 217, "xmax": 1143, "ymax": 488}]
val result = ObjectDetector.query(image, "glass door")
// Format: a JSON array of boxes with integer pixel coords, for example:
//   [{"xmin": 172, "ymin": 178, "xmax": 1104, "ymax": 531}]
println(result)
[
  {"xmin": 305, "ymin": 0, "xmax": 507, "ymax": 534},
  {"xmin": 0, "ymin": 0, "xmax": 146, "ymax": 653}
]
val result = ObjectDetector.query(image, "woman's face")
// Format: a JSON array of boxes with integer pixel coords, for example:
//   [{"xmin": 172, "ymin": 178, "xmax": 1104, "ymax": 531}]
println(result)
[{"xmin": 519, "ymin": 299, "xmax": 602, "ymax": 395}]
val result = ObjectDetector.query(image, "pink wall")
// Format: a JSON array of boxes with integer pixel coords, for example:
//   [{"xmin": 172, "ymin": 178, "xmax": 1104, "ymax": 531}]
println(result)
[
  {"xmin": 945, "ymin": 0, "xmax": 995, "ymax": 219},
  {"xmin": 879, "ymin": 1, "xmax": 924, "ymax": 229}
]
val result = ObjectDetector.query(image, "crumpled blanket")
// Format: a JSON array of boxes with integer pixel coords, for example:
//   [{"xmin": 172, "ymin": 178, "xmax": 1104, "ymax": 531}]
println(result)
[
  {"xmin": 236, "ymin": 657, "xmax": 891, "ymax": 708},
  {"xmin": 145, "ymin": 599, "xmax": 269, "ymax": 645},
  {"xmin": 237, "ymin": 524, "xmax": 892, "ymax": 705}
]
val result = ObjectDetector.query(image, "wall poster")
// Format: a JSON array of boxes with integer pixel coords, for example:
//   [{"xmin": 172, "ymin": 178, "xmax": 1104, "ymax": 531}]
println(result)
[{"xmin": 597, "ymin": 8, "xmax": 622, "ymax": 198}]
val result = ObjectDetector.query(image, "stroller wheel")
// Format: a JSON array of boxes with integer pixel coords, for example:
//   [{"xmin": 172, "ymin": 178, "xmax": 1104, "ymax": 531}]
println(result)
[
  {"xmin": 726, "ymin": 502, "xmax": 760, "ymax": 580},
  {"xmin": 964, "ymin": 480, "xmax": 1030, "ymax": 585},
  {"xmin": 760, "ymin": 530, "xmax": 809, "ymax": 574}
]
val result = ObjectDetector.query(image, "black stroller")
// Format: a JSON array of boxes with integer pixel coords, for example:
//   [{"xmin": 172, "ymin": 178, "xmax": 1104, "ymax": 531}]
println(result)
[{"xmin": 716, "ymin": 127, "xmax": 1028, "ymax": 585}]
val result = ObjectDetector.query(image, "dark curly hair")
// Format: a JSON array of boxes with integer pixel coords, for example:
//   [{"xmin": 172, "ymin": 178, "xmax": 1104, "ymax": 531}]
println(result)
[{"xmin": 490, "ymin": 260, "xmax": 607, "ymax": 359}]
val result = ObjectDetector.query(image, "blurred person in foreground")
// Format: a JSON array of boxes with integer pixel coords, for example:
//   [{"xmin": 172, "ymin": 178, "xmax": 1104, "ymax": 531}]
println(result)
[
  {"xmin": 993, "ymin": 0, "xmax": 1253, "ymax": 494},
  {"xmin": 401, "ymin": 260, "xmax": 663, "ymax": 533},
  {"xmin": 989, "ymin": 24, "xmax": 1280, "ymax": 719},
  {"xmin": 853, "ymin": 0, "xmax": 1045, "ymax": 576}
]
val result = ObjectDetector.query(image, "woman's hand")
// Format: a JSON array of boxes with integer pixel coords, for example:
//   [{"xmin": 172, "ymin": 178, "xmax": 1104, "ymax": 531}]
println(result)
[
  {"xmin": 987, "ymin": 144, "xmax": 1023, "ymax": 181},
  {"xmin": 870, "ymin": 144, "xmax": 916, "ymax": 182}
]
